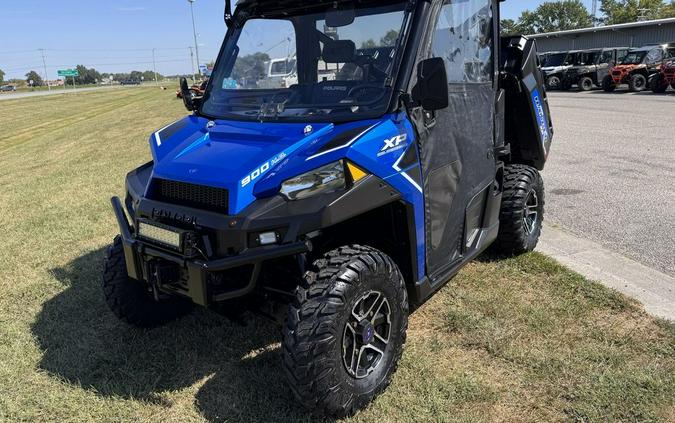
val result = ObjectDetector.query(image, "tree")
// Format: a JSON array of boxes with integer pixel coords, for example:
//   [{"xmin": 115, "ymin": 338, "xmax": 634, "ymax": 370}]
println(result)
[
  {"xmin": 361, "ymin": 39, "xmax": 377, "ymax": 49},
  {"xmin": 73, "ymin": 65, "xmax": 101, "ymax": 85},
  {"xmin": 0, "ymin": 69, "xmax": 5, "ymax": 84},
  {"xmin": 232, "ymin": 52, "xmax": 270, "ymax": 85},
  {"xmin": 507, "ymin": 0, "xmax": 592, "ymax": 34},
  {"xmin": 600, "ymin": 0, "xmax": 675, "ymax": 24},
  {"xmin": 380, "ymin": 30, "xmax": 400, "ymax": 47},
  {"xmin": 501, "ymin": 18, "xmax": 519, "ymax": 35},
  {"xmin": 25, "ymin": 70, "xmax": 43, "ymax": 86}
]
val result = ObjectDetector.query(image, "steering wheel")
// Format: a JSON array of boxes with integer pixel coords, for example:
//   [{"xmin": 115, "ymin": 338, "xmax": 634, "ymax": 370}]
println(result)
[{"xmin": 345, "ymin": 84, "xmax": 383, "ymax": 102}]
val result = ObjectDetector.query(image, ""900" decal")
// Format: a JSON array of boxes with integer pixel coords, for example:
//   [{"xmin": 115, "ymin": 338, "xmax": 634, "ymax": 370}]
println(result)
[{"xmin": 241, "ymin": 152, "xmax": 287, "ymax": 188}]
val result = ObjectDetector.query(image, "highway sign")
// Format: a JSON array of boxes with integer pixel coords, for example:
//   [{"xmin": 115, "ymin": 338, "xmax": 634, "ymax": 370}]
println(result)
[{"xmin": 57, "ymin": 69, "xmax": 79, "ymax": 77}]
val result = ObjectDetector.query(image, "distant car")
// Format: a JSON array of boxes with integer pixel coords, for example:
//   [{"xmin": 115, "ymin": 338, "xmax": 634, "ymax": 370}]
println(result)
[
  {"xmin": 0, "ymin": 85, "xmax": 17, "ymax": 92},
  {"xmin": 120, "ymin": 79, "xmax": 141, "ymax": 86}
]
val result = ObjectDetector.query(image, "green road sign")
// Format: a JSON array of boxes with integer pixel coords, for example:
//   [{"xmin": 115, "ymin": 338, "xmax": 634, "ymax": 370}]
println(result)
[{"xmin": 57, "ymin": 69, "xmax": 79, "ymax": 77}]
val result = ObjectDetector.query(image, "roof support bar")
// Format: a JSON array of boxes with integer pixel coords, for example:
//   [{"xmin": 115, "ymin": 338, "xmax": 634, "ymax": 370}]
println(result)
[{"xmin": 224, "ymin": 0, "xmax": 233, "ymax": 27}]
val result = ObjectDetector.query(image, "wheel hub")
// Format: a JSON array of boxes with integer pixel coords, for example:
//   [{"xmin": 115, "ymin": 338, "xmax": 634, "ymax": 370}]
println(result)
[
  {"xmin": 342, "ymin": 291, "xmax": 391, "ymax": 379},
  {"xmin": 359, "ymin": 321, "xmax": 375, "ymax": 344},
  {"xmin": 523, "ymin": 189, "xmax": 539, "ymax": 235}
]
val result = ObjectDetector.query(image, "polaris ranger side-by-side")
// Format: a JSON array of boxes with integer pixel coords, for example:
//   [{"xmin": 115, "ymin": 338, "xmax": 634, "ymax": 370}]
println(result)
[
  {"xmin": 562, "ymin": 47, "xmax": 629, "ymax": 91},
  {"xmin": 104, "ymin": 0, "xmax": 553, "ymax": 416},
  {"xmin": 603, "ymin": 43, "xmax": 675, "ymax": 92},
  {"xmin": 541, "ymin": 50, "xmax": 575, "ymax": 90}
]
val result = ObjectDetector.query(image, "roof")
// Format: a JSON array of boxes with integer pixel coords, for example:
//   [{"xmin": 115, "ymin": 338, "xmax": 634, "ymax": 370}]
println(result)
[{"xmin": 528, "ymin": 17, "xmax": 675, "ymax": 39}]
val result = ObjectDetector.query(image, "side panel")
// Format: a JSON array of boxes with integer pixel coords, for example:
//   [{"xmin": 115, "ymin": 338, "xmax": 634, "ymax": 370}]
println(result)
[{"xmin": 346, "ymin": 115, "xmax": 427, "ymax": 280}]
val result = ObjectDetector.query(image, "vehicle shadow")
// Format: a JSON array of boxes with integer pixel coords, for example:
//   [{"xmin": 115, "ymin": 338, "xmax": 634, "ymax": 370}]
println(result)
[{"xmin": 32, "ymin": 247, "xmax": 326, "ymax": 422}]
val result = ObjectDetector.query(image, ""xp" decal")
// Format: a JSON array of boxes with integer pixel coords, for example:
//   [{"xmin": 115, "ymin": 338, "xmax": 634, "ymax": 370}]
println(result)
[{"xmin": 378, "ymin": 134, "xmax": 408, "ymax": 157}]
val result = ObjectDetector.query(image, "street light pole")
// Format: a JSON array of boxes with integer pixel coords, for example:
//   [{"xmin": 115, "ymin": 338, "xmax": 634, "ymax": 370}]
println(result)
[
  {"xmin": 38, "ymin": 49, "xmax": 51, "ymax": 91},
  {"xmin": 152, "ymin": 48, "xmax": 158, "ymax": 85},
  {"xmin": 189, "ymin": 46, "xmax": 196, "ymax": 82},
  {"xmin": 188, "ymin": 0, "xmax": 201, "ymax": 80}
]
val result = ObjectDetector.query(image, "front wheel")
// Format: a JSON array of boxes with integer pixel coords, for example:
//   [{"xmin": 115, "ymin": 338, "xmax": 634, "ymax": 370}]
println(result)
[
  {"xmin": 546, "ymin": 75, "xmax": 561, "ymax": 90},
  {"xmin": 651, "ymin": 75, "xmax": 668, "ymax": 93},
  {"xmin": 282, "ymin": 245, "xmax": 408, "ymax": 417},
  {"xmin": 492, "ymin": 165, "xmax": 545, "ymax": 256},
  {"xmin": 102, "ymin": 236, "xmax": 194, "ymax": 328}
]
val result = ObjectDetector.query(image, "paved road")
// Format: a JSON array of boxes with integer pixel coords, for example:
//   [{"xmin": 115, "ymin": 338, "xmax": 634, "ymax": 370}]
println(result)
[
  {"xmin": 544, "ymin": 90, "xmax": 675, "ymax": 277},
  {"xmin": 0, "ymin": 84, "xmax": 144, "ymax": 101}
]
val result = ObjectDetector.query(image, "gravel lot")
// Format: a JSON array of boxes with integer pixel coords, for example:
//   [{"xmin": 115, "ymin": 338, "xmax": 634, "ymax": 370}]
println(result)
[{"xmin": 543, "ymin": 90, "xmax": 675, "ymax": 277}]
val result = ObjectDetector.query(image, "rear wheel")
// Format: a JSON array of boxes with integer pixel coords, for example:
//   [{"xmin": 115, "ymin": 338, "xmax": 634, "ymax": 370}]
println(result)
[
  {"xmin": 102, "ymin": 236, "xmax": 194, "ymax": 328},
  {"xmin": 628, "ymin": 74, "xmax": 647, "ymax": 92},
  {"xmin": 602, "ymin": 75, "xmax": 616, "ymax": 92},
  {"xmin": 282, "ymin": 245, "xmax": 408, "ymax": 417},
  {"xmin": 493, "ymin": 165, "xmax": 544, "ymax": 256},
  {"xmin": 546, "ymin": 75, "xmax": 561, "ymax": 90},
  {"xmin": 579, "ymin": 76, "xmax": 594, "ymax": 91}
]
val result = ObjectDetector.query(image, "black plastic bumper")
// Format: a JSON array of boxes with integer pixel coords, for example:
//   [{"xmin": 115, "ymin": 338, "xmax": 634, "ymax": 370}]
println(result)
[{"xmin": 111, "ymin": 196, "xmax": 310, "ymax": 306}]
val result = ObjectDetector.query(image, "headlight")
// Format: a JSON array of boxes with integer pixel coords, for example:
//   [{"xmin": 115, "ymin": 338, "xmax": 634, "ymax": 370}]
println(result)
[{"xmin": 280, "ymin": 161, "xmax": 346, "ymax": 201}]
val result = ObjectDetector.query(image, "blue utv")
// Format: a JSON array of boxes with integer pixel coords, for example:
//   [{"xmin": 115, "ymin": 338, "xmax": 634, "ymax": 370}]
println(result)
[{"xmin": 104, "ymin": 0, "xmax": 553, "ymax": 416}]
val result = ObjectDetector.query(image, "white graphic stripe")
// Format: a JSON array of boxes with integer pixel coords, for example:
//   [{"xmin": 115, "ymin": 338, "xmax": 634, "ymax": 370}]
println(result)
[
  {"xmin": 393, "ymin": 149, "xmax": 422, "ymax": 193},
  {"xmin": 153, "ymin": 121, "xmax": 176, "ymax": 147},
  {"xmin": 306, "ymin": 124, "xmax": 378, "ymax": 161}
]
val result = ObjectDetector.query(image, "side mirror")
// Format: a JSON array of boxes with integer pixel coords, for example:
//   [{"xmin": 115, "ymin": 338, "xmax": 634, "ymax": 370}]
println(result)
[
  {"xmin": 180, "ymin": 77, "xmax": 196, "ymax": 111},
  {"xmin": 411, "ymin": 57, "xmax": 448, "ymax": 111}
]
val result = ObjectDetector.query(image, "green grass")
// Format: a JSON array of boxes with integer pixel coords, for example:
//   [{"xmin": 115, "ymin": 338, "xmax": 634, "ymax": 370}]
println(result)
[{"xmin": 0, "ymin": 88, "xmax": 673, "ymax": 423}]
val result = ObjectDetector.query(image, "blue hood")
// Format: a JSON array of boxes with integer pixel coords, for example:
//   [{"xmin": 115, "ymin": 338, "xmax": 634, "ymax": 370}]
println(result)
[{"xmin": 148, "ymin": 115, "xmax": 380, "ymax": 214}]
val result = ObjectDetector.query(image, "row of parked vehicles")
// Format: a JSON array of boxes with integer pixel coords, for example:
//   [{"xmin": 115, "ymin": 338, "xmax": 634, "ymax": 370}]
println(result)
[{"xmin": 540, "ymin": 42, "xmax": 675, "ymax": 93}]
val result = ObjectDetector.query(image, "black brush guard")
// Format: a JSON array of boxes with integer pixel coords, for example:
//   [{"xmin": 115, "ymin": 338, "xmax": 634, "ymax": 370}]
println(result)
[{"xmin": 111, "ymin": 197, "xmax": 309, "ymax": 306}]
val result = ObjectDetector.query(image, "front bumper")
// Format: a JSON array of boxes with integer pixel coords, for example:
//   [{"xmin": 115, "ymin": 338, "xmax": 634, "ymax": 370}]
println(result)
[{"xmin": 112, "ymin": 196, "xmax": 309, "ymax": 306}]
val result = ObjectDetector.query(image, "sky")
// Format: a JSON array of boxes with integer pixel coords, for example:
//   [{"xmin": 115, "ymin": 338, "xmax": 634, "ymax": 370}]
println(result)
[{"xmin": 0, "ymin": 0, "xmax": 596, "ymax": 81}]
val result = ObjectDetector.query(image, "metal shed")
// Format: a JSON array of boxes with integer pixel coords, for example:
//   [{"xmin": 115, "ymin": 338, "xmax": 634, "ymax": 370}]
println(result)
[{"xmin": 529, "ymin": 17, "xmax": 675, "ymax": 52}]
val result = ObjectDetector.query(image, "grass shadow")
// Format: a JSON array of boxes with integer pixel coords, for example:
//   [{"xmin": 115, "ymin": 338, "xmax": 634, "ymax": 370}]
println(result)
[{"xmin": 32, "ymin": 247, "xmax": 326, "ymax": 422}]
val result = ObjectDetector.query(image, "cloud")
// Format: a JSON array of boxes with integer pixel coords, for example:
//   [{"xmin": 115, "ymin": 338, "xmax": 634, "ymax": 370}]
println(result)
[{"xmin": 116, "ymin": 7, "xmax": 147, "ymax": 12}]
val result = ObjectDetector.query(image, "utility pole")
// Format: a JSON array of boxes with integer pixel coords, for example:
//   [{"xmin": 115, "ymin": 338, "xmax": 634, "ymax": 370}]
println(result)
[
  {"xmin": 591, "ymin": 0, "xmax": 598, "ymax": 26},
  {"xmin": 189, "ymin": 46, "xmax": 196, "ymax": 82},
  {"xmin": 152, "ymin": 48, "xmax": 158, "ymax": 85},
  {"xmin": 188, "ymin": 0, "xmax": 201, "ymax": 80},
  {"xmin": 38, "ymin": 49, "xmax": 51, "ymax": 91}
]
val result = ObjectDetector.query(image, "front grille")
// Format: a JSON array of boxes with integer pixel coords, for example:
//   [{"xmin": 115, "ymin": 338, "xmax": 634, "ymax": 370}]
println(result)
[{"xmin": 149, "ymin": 178, "xmax": 228, "ymax": 213}]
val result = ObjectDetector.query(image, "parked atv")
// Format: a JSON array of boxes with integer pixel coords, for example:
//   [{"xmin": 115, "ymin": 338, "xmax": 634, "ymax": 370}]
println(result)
[
  {"xmin": 541, "ymin": 50, "xmax": 574, "ymax": 90},
  {"xmin": 650, "ymin": 57, "xmax": 675, "ymax": 93},
  {"xmin": 562, "ymin": 47, "xmax": 629, "ymax": 91},
  {"xmin": 103, "ymin": 0, "xmax": 553, "ymax": 417},
  {"xmin": 176, "ymin": 78, "xmax": 208, "ymax": 99},
  {"xmin": 603, "ymin": 44, "xmax": 674, "ymax": 92}
]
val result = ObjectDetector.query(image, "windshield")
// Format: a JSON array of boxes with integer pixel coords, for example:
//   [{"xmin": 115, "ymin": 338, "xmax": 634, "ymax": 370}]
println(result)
[
  {"xmin": 544, "ymin": 53, "xmax": 568, "ymax": 68},
  {"xmin": 201, "ymin": 2, "xmax": 411, "ymax": 122},
  {"xmin": 620, "ymin": 51, "xmax": 647, "ymax": 65},
  {"xmin": 574, "ymin": 51, "xmax": 599, "ymax": 66}
]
